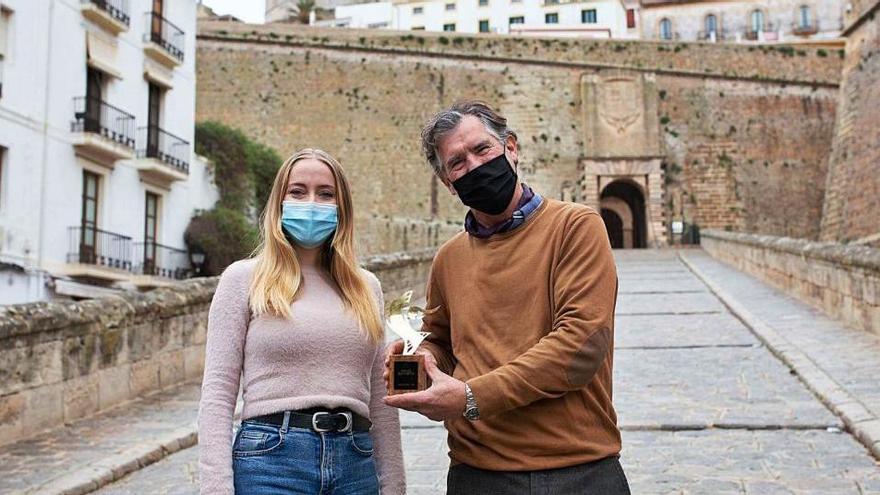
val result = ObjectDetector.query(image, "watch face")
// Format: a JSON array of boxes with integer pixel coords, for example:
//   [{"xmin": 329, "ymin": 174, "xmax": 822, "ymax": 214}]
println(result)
[{"xmin": 464, "ymin": 407, "xmax": 479, "ymax": 420}]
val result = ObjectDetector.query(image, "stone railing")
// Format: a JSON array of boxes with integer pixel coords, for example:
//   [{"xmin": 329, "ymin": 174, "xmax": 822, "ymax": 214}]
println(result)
[
  {"xmin": 701, "ymin": 230, "xmax": 880, "ymax": 335},
  {"xmin": 0, "ymin": 250, "xmax": 435, "ymax": 447},
  {"xmin": 362, "ymin": 248, "xmax": 437, "ymax": 302}
]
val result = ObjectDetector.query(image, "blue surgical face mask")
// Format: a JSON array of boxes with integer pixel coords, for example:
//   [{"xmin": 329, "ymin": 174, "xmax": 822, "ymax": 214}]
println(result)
[{"xmin": 281, "ymin": 201, "xmax": 338, "ymax": 249}]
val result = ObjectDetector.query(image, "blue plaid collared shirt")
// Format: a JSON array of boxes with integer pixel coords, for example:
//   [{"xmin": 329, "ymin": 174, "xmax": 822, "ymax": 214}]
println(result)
[{"xmin": 464, "ymin": 184, "xmax": 544, "ymax": 239}]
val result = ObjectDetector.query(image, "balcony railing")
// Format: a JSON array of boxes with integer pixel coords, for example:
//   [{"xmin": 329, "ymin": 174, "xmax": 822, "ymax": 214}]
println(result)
[
  {"xmin": 138, "ymin": 126, "xmax": 190, "ymax": 173},
  {"xmin": 67, "ymin": 226, "xmax": 133, "ymax": 271},
  {"xmin": 656, "ymin": 31, "xmax": 680, "ymax": 41},
  {"xmin": 144, "ymin": 12, "xmax": 185, "ymax": 62},
  {"xmin": 744, "ymin": 23, "xmax": 777, "ymax": 41},
  {"xmin": 133, "ymin": 242, "xmax": 191, "ymax": 279},
  {"xmin": 792, "ymin": 20, "xmax": 820, "ymax": 35},
  {"xmin": 71, "ymin": 96, "xmax": 136, "ymax": 149},
  {"xmin": 83, "ymin": 0, "xmax": 130, "ymax": 26},
  {"xmin": 697, "ymin": 29, "xmax": 728, "ymax": 42}
]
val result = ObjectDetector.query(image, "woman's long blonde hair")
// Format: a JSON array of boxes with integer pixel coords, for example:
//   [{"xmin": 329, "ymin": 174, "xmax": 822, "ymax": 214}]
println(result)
[{"xmin": 248, "ymin": 148, "xmax": 383, "ymax": 342}]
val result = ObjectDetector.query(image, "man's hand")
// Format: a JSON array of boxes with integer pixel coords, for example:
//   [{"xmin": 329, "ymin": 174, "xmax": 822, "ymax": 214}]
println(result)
[
  {"xmin": 383, "ymin": 351, "xmax": 467, "ymax": 422},
  {"xmin": 382, "ymin": 339, "xmax": 434, "ymax": 385}
]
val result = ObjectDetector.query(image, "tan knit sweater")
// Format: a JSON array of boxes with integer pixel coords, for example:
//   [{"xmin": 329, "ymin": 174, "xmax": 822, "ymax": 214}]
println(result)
[
  {"xmin": 420, "ymin": 198, "xmax": 621, "ymax": 471},
  {"xmin": 197, "ymin": 259, "xmax": 405, "ymax": 494}
]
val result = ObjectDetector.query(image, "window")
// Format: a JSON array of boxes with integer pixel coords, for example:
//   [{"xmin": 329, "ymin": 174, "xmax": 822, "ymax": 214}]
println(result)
[
  {"xmin": 479, "ymin": 19, "xmax": 490, "ymax": 32},
  {"xmin": 705, "ymin": 14, "xmax": 717, "ymax": 34},
  {"xmin": 509, "ymin": 16, "xmax": 525, "ymax": 25},
  {"xmin": 751, "ymin": 9, "xmax": 764, "ymax": 32},
  {"xmin": 659, "ymin": 18, "xmax": 672, "ymax": 39},
  {"xmin": 626, "ymin": 9, "xmax": 636, "ymax": 29},
  {"xmin": 545, "ymin": 13, "xmax": 558, "ymax": 24},
  {"xmin": 413, "ymin": 6, "xmax": 423, "ymax": 14},
  {"xmin": 0, "ymin": 146, "xmax": 5, "ymax": 207},
  {"xmin": 84, "ymin": 67, "xmax": 104, "ymax": 133},
  {"xmin": 479, "ymin": 0, "xmax": 488, "ymax": 6},
  {"xmin": 581, "ymin": 9, "xmax": 597, "ymax": 24},
  {"xmin": 144, "ymin": 192, "xmax": 159, "ymax": 274},
  {"xmin": 445, "ymin": 3, "xmax": 455, "ymax": 10},
  {"xmin": 146, "ymin": 82, "xmax": 162, "ymax": 158},
  {"xmin": 443, "ymin": 23, "xmax": 456, "ymax": 31},
  {"xmin": 150, "ymin": 0, "xmax": 164, "ymax": 43},
  {"xmin": 412, "ymin": 26, "xmax": 425, "ymax": 30},
  {"xmin": 799, "ymin": 5, "xmax": 811, "ymax": 28},
  {"xmin": 80, "ymin": 171, "xmax": 100, "ymax": 264},
  {"xmin": 0, "ymin": 8, "xmax": 8, "ymax": 99}
]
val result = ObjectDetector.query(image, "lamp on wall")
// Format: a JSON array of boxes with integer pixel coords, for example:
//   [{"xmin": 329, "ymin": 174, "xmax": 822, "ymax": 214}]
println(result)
[{"xmin": 189, "ymin": 249, "xmax": 206, "ymax": 277}]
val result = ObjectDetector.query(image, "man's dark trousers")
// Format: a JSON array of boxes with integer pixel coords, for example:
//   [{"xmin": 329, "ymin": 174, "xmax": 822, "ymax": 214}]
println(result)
[{"xmin": 446, "ymin": 455, "xmax": 631, "ymax": 494}]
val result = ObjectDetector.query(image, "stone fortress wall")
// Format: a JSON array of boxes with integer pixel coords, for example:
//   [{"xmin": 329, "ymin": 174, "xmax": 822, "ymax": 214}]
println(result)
[
  {"xmin": 819, "ymin": 0, "xmax": 880, "ymax": 246},
  {"xmin": 195, "ymin": 21, "xmax": 843, "ymax": 250}
]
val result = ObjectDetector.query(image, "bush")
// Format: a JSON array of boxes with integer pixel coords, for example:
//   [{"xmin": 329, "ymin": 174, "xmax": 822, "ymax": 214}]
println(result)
[
  {"xmin": 187, "ymin": 122, "xmax": 283, "ymax": 275},
  {"xmin": 185, "ymin": 207, "xmax": 260, "ymax": 277}
]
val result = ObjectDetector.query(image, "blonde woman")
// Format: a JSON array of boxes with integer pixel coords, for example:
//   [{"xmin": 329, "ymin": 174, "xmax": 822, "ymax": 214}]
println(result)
[{"xmin": 197, "ymin": 149, "xmax": 405, "ymax": 494}]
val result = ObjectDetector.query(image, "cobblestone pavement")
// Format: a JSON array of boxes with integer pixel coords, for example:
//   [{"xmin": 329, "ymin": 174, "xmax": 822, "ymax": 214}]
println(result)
[
  {"xmin": 10, "ymin": 249, "xmax": 880, "ymax": 494},
  {"xmin": 0, "ymin": 384, "xmax": 203, "ymax": 495},
  {"xmin": 679, "ymin": 250, "xmax": 880, "ymax": 430}
]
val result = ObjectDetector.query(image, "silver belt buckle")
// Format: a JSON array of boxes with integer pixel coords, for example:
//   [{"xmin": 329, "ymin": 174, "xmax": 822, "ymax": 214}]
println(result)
[
  {"xmin": 338, "ymin": 412, "xmax": 353, "ymax": 433},
  {"xmin": 312, "ymin": 412, "xmax": 333, "ymax": 433}
]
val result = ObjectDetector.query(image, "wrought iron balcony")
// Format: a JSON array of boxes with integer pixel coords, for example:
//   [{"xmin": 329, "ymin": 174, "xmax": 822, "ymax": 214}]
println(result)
[
  {"xmin": 82, "ymin": 0, "xmax": 130, "ymax": 26},
  {"xmin": 133, "ymin": 242, "xmax": 192, "ymax": 280},
  {"xmin": 697, "ymin": 29, "xmax": 728, "ymax": 41},
  {"xmin": 71, "ymin": 96, "xmax": 136, "ymax": 149},
  {"xmin": 143, "ymin": 12, "xmax": 185, "ymax": 64},
  {"xmin": 138, "ymin": 125, "xmax": 190, "ymax": 173},
  {"xmin": 67, "ymin": 226, "xmax": 133, "ymax": 271},
  {"xmin": 744, "ymin": 23, "xmax": 777, "ymax": 41},
  {"xmin": 792, "ymin": 20, "xmax": 819, "ymax": 36},
  {"xmin": 656, "ymin": 31, "xmax": 680, "ymax": 41}
]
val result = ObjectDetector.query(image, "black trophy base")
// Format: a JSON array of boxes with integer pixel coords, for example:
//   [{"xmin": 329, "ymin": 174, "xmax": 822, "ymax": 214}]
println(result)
[{"xmin": 387, "ymin": 354, "xmax": 427, "ymax": 395}]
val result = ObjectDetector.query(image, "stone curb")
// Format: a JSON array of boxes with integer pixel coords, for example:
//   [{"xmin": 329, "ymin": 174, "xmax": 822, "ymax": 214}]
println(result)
[
  {"xmin": 679, "ymin": 251, "xmax": 880, "ymax": 461},
  {"xmin": 23, "ymin": 390, "xmax": 243, "ymax": 495},
  {"xmin": 28, "ymin": 427, "xmax": 199, "ymax": 495}
]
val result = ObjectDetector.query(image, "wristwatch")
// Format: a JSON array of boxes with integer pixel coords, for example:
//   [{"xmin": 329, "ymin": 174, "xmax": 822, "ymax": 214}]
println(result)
[{"xmin": 463, "ymin": 383, "xmax": 480, "ymax": 421}]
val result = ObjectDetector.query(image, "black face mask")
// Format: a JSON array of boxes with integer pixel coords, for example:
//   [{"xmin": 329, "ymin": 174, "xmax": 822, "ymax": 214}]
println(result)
[{"xmin": 452, "ymin": 152, "xmax": 518, "ymax": 215}]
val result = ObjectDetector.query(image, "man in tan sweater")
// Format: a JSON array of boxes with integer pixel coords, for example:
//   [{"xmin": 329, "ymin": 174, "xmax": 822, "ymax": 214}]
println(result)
[{"xmin": 384, "ymin": 100, "xmax": 629, "ymax": 494}]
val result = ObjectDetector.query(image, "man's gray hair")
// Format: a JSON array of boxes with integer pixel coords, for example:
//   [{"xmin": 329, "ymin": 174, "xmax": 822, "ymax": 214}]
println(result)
[{"xmin": 420, "ymin": 101, "xmax": 517, "ymax": 179}]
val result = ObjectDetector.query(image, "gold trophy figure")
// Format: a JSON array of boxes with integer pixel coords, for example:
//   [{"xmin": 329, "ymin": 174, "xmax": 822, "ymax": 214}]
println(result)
[{"xmin": 385, "ymin": 291, "xmax": 431, "ymax": 395}]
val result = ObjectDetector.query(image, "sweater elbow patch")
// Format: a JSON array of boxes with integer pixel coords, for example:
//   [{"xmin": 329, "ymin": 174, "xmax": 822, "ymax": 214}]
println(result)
[{"xmin": 566, "ymin": 327, "xmax": 611, "ymax": 387}]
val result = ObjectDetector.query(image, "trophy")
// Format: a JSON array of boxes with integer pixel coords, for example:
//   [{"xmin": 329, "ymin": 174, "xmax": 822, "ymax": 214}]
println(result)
[{"xmin": 385, "ymin": 290, "xmax": 431, "ymax": 395}]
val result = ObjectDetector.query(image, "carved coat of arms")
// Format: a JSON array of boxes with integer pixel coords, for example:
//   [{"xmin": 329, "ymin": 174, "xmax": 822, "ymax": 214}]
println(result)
[{"xmin": 598, "ymin": 77, "xmax": 642, "ymax": 134}]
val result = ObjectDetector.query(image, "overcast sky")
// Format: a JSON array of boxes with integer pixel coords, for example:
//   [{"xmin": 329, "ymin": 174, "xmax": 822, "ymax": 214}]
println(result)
[{"xmin": 201, "ymin": 0, "xmax": 266, "ymax": 24}]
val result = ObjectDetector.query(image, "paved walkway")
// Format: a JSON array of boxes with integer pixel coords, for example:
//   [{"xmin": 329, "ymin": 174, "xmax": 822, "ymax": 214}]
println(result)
[{"xmin": 2, "ymin": 249, "xmax": 879, "ymax": 494}]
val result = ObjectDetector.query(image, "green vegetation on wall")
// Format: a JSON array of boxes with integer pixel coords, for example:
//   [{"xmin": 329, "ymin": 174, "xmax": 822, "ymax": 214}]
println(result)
[{"xmin": 185, "ymin": 121, "xmax": 282, "ymax": 276}]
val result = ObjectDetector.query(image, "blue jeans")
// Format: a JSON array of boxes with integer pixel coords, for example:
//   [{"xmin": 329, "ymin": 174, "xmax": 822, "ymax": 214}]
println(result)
[{"xmin": 232, "ymin": 417, "xmax": 379, "ymax": 495}]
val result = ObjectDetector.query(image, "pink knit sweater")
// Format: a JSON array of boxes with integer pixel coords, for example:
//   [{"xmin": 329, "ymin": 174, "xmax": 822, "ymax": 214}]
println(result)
[{"xmin": 197, "ymin": 258, "xmax": 405, "ymax": 494}]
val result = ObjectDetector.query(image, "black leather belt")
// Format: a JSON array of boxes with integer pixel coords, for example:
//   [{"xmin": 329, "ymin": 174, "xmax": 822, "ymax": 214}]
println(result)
[{"xmin": 248, "ymin": 408, "xmax": 372, "ymax": 433}]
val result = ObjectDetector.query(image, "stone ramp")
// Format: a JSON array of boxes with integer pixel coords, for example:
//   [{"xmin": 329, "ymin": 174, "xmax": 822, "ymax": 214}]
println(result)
[{"xmin": 680, "ymin": 249, "xmax": 880, "ymax": 459}]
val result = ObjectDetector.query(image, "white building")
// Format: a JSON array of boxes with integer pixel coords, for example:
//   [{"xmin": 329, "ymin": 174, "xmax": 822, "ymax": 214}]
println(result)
[
  {"xmin": 0, "ymin": 0, "xmax": 218, "ymax": 305},
  {"xmin": 639, "ymin": 0, "xmax": 846, "ymax": 44},
  {"xmin": 267, "ymin": 0, "xmax": 367, "ymax": 22},
  {"xmin": 323, "ymin": 0, "xmax": 639, "ymax": 39}
]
